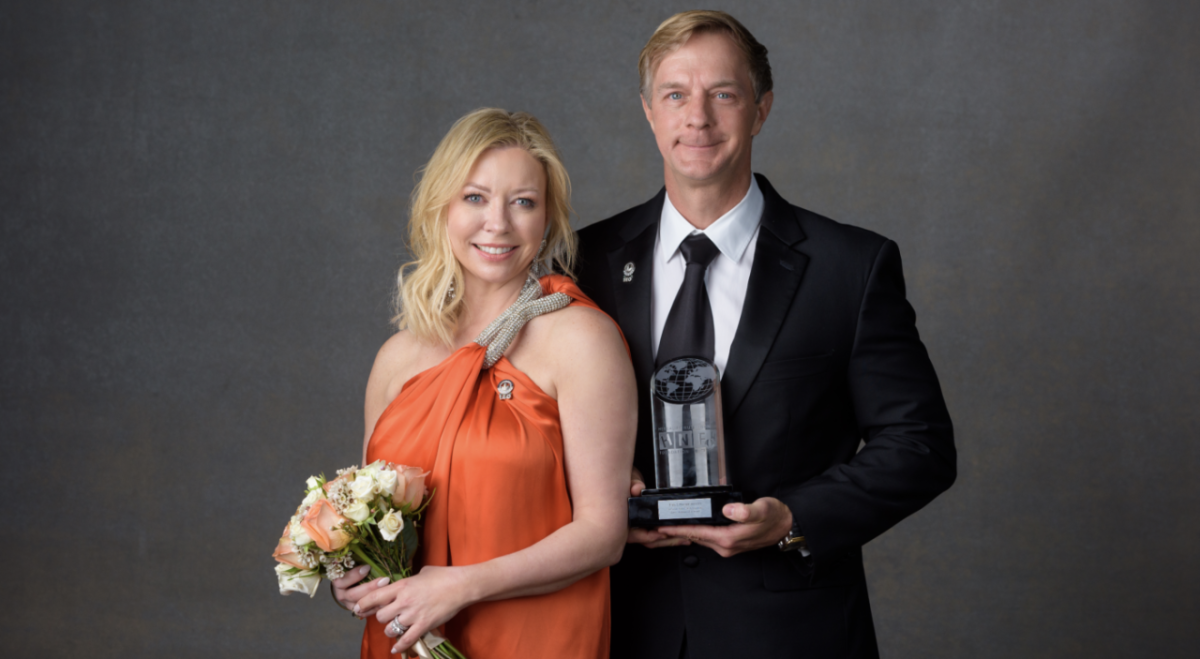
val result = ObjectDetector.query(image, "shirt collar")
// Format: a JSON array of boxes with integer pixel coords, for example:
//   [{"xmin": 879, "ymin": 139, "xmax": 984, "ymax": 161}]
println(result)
[{"xmin": 659, "ymin": 175, "xmax": 764, "ymax": 264}]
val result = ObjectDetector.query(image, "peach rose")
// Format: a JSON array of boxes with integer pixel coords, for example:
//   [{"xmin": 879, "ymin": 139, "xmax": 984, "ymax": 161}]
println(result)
[
  {"xmin": 271, "ymin": 524, "xmax": 308, "ymax": 569},
  {"xmin": 392, "ymin": 465, "xmax": 429, "ymax": 512},
  {"xmin": 300, "ymin": 499, "xmax": 352, "ymax": 552}
]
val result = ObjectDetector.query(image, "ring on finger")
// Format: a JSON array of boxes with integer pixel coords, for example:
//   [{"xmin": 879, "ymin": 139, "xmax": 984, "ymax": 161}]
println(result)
[{"xmin": 388, "ymin": 615, "xmax": 408, "ymax": 637}]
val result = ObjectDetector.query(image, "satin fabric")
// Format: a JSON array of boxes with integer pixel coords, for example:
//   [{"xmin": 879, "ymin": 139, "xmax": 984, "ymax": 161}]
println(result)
[{"xmin": 361, "ymin": 275, "xmax": 613, "ymax": 659}]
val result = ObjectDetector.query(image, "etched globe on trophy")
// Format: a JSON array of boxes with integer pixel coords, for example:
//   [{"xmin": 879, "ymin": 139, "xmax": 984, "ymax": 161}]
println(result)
[{"xmin": 628, "ymin": 356, "xmax": 744, "ymax": 527}]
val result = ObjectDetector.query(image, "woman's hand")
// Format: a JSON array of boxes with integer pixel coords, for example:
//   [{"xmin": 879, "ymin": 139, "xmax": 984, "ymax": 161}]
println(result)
[
  {"xmin": 331, "ymin": 565, "xmax": 383, "ymax": 617},
  {"xmin": 355, "ymin": 565, "xmax": 475, "ymax": 655}
]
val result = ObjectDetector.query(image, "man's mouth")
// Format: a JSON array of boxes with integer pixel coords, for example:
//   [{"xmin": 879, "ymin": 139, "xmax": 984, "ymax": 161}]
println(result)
[{"xmin": 475, "ymin": 244, "xmax": 517, "ymax": 255}]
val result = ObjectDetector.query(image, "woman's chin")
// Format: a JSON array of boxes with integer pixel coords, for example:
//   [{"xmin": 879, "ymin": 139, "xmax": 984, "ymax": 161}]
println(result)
[{"xmin": 460, "ymin": 265, "xmax": 534, "ymax": 292}]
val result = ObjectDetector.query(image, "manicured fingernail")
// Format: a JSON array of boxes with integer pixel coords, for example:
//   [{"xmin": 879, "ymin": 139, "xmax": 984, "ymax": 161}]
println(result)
[
  {"xmin": 361, "ymin": 566, "xmax": 370, "ymax": 574},
  {"xmin": 353, "ymin": 605, "xmax": 360, "ymax": 614},
  {"xmin": 376, "ymin": 578, "xmax": 389, "ymax": 587}
]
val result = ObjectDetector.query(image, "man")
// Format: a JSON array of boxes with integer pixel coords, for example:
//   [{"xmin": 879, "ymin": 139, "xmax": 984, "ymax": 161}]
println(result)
[{"xmin": 575, "ymin": 10, "xmax": 956, "ymax": 659}]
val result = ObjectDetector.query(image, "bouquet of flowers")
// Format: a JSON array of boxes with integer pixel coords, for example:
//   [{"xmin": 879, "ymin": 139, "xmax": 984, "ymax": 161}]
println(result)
[{"xmin": 272, "ymin": 460, "xmax": 465, "ymax": 659}]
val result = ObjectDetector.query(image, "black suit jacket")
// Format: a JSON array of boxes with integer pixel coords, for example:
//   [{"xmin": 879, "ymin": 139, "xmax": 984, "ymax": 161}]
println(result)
[{"xmin": 575, "ymin": 175, "xmax": 956, "ymax": 659}]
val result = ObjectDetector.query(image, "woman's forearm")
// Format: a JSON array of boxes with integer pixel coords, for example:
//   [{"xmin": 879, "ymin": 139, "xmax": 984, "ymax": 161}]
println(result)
[{"xmin": 457, "ymin": 515, "xmax": 625, "ymax": 603}]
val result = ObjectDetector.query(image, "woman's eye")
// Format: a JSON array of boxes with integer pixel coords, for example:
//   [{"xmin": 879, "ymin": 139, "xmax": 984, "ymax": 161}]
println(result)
[
  {"xmin": 464, "ymin": 194, "xmax": 483, "ymax": 203},
  {"xmin": 515, "ymin": 198, "xmax": 536, "ymax": 208}
]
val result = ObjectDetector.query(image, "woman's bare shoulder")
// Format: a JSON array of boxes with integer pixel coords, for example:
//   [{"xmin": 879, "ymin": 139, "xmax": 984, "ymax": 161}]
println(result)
[
  {"xmin": 534, "ymin": 305, "xmax": 627, "ymax": 367},
  {"xmin": 375, "ymin": 329, "xmax": 420, "ymax": 368},
  {"xmin": 367, "ymin": 330, "xmax": 436, "ymax": 404}
]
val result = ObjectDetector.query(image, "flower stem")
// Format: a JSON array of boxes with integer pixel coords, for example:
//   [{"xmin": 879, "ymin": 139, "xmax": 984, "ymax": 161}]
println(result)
[{"xmin": 350, "ymin": 544, "xmax": 390, "ymax": 581}]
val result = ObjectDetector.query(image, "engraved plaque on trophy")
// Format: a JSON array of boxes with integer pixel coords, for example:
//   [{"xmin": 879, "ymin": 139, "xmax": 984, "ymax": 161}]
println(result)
[{"xmin": 628, "ymin": 357, "xmax": 744, "ymax": 527}]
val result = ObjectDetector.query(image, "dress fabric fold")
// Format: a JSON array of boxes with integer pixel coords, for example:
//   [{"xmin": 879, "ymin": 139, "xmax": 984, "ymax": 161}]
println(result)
[{"xmin": 361, "ymin": 275, "xmax": 613, "ymax": 659}]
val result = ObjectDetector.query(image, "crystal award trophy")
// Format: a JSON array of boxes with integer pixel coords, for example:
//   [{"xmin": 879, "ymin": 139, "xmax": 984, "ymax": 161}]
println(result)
[{"xmin": 628, "ymin": 357, "xmax": 744, "ymax": 527}]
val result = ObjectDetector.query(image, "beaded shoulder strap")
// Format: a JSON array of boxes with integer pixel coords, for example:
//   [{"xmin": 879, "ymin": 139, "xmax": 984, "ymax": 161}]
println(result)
[{"xmin": 474, "ymin": 274, "xmax": 571, "ymax": 368}]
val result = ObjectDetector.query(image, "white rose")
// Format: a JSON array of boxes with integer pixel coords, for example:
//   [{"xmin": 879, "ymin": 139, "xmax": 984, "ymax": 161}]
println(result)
[
  {"xmin": 350, "ymin": 474, "xmax": 377, "ymax": 502},
  {"xmin": 375, "ymin": 468, "xmax": 397, "ymax": 498},
  {"xmin": 358, "ymin": 462, "xmax": 382, "ymax": 484},
  {"xmin": 289, "ymin": 518, "xmax": 312, "ymax": 546},
  {"xmin": 276, "ymin": 564, "xmax": 321, "ymax": 597},
  {"xmin": 301, "ymin": 488, "xmax": 325, "ymax": 508},
  {"xmin": 379, "ymin": 510, "xmax": 405, "ymax": 542},
  {"xmin": 344, "ymin": 499, "xmax": 371, "ymax": 523},
  {"xmin": 305, "ymin": 476, "xmax": 320, "ymax": 490}
]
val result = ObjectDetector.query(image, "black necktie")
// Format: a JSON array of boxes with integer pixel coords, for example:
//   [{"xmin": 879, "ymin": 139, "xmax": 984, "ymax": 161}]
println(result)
[{"xmin": 658, "ymin": 233, "xmax": 721, "ymax": 366}]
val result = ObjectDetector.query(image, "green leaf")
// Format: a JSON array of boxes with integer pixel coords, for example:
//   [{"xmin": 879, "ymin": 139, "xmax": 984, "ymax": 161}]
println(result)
[{"xmin": 399, "ymin": 514, "xmax": 420, "ymax": 569}]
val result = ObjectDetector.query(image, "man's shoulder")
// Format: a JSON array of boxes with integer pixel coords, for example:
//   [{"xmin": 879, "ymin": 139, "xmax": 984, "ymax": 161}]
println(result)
[
  {"xmin": 792, "ymin": 205, "xmax": 889, "ymax": 253},
  {"xmin": 575, "ymin": 212, "xmax": 627, "ymax": 251},
  {"xmin": 757, "ymin": 174, "xmax": 889, "ymax": 258},
  {"xmin": 577, "ymin": 189, "xmax": 664, "ymax": 252}
]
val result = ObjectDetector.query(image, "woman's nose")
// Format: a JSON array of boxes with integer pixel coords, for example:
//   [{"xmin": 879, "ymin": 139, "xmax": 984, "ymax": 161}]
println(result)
[{"xmin": 482, "ymin": 201, "xmax": 511, "ymax": 232}]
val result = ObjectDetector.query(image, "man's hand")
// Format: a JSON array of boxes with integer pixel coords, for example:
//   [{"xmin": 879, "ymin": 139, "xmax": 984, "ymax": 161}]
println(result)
[
  {"xmin": 656, "ymin": 497, "xmax": 793, "ymax": 558},
  {"xmin": 626, "ymin": 466, "xmax": 692, "ymax": 548}
]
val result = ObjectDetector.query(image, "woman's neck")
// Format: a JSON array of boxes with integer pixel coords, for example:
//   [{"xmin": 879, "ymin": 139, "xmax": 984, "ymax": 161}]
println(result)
[{"xmin": 453, "ymin": 274, "xmax": 531, "ymax": 347}]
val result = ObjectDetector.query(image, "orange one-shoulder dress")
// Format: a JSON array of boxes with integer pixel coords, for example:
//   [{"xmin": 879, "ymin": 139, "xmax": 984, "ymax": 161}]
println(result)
[{"xmin": 361, "ymin": 275, "xmax": 615, "ymax": 659}]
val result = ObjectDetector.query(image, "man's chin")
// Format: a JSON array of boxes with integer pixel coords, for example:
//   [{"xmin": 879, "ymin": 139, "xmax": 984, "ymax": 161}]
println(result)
[{"xmin": 668, "ymin": 161, "xmax": 739, "ymax": 187}]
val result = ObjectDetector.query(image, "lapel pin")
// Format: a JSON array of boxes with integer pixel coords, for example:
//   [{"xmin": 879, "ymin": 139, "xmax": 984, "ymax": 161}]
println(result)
[
  {"xmin": 497, "ymin": 379, "xmax": 514, "ymax": 400},
  {"xmin": 622, "ymin": 262, "xmax": 635, "ymax": 283}
]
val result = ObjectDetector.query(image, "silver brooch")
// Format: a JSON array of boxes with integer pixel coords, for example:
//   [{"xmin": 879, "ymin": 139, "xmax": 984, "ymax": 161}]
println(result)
[
  {"xmin": 622, "ymin": 262, "xmax": 635, "ymax": 283},
  {"xmin": 497, "ymin": 379, "xmax": 514, "ymax": 400}
]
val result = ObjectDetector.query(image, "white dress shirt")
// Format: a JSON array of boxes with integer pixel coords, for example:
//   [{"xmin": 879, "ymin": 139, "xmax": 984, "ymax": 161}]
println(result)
[{"xmin": 651, "ymin": 176, "xmax": 764, "ymax": 375}]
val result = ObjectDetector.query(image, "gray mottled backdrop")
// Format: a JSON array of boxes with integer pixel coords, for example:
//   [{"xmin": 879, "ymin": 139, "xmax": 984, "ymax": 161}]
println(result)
[{"xmin": 2, "ymin": 1, "xmax": 1197, "ymax": 657}]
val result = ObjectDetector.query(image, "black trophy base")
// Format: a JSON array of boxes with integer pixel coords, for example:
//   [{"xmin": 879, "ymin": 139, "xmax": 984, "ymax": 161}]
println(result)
[{"xmin": 628, "ymin": 486, "xmax": 744, "ymax": 527}]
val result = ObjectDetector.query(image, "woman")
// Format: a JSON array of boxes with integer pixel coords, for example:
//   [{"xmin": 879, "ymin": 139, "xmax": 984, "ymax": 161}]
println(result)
[{"xmin": 331, "ymin": 108, "xmax": 636, "ymax": 658}]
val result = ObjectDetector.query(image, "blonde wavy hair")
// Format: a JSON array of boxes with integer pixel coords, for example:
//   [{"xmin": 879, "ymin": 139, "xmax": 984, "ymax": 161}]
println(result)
[{"xmin": 393, "ymin": 108, "xmax": 577, "ymax": 346}]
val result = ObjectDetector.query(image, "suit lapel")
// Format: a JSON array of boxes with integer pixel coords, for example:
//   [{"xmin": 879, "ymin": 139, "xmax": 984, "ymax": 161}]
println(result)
[
  {"xmin": 723, "ymin": 175, "xmax": 809, "ymax": 417},
  {"xmin": 606, "ymin": 189, "xmax": 664, "ymax": 382}
]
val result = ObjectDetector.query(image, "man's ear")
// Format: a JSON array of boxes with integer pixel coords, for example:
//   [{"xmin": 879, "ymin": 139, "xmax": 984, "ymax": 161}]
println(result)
[
  {"xmin": 751, "ymin": 90, "xmax": 774, "ymax": 137},
  {"xmin": 641, "ymin": 94, "xmax": 655, "ymax": 130}
]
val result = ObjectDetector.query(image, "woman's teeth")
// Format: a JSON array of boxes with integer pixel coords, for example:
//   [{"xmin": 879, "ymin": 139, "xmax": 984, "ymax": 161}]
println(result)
[{"xmin": 477, "ymin": 245, "xmax": 516, "ymax": 255}]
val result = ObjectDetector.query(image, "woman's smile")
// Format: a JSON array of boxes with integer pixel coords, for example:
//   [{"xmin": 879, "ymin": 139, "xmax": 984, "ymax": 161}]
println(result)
[{"xmin": 474, "ymin": 243, "xmax": 518, "ymax": 257}]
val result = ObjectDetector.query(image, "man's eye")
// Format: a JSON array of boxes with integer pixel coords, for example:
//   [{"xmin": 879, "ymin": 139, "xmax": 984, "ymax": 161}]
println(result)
[
  {"xmin": 465, "ymin": 194, "xmax": 483, "ymax": 203},
  {"xmin": 716, "ymin": 92, "xmax": 732, "ymax": 100},
  {"xmin": 669, "ymin": 92, "xmax": 683, "ymax": 101}
]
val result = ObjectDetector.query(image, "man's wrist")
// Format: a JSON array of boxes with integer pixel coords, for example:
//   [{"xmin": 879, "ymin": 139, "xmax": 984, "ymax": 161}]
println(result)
[{"xmin": 776, "ymin": 511, "xmax": 809, "ymax": 556}]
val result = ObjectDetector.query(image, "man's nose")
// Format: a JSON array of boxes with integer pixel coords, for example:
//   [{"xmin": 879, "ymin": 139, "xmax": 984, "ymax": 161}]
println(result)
[{"xmin": 684, "ymin": 95, "xmax": 714, "ymax": 129}]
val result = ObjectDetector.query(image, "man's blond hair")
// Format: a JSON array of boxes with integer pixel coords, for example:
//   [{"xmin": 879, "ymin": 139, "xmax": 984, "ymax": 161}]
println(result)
[{"xmin": 638, "ymin": 10, "xmax": 773, "ymax": 105}]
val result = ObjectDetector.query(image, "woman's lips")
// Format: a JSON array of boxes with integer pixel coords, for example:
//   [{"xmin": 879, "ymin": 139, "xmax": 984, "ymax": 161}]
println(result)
[
  {"xmin": 475, "ymin": 244, "xmax": 516, "ymax": 255},
  {"xmin": 473, "ymin": 244, "xmax": 518, "ymax": 260}
]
